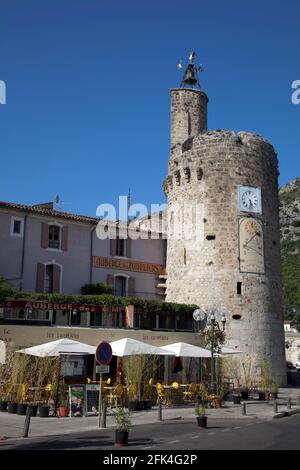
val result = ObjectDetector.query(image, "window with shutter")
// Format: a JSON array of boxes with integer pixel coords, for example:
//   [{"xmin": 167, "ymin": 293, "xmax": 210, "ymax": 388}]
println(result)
[{"xmin": 36, "ymin": 263, "xmax": 45, "ymax": 292}]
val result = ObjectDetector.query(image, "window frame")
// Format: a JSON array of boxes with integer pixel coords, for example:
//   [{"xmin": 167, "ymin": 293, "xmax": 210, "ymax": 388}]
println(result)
[{"xmin": 10, "ymin": 216, "xmax": 24, "ymax": 238}]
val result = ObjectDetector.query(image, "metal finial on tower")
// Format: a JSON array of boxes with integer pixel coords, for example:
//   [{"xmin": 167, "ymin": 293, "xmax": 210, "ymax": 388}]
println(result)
[{"xmin": 177, "ymin": 51, "xmax": 204, "ymax": 88}]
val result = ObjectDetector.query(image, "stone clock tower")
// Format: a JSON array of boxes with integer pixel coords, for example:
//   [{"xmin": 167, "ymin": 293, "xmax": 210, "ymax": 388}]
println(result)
[{"xmin": 164, "ymin": 54, "xmax": 286, "ymax": 383}]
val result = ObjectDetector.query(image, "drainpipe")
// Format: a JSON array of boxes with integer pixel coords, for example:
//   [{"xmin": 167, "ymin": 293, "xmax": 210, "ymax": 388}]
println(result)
[
  {"xmin": 19, "ymin": 214, "xmax": 28, "ymax": 291},
  {"xmin": 90, "ymin": 225, "xmax": 96, "ymax": 284}
]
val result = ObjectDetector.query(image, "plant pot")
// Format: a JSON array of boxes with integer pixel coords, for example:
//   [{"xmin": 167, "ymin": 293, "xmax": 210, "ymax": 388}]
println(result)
[
  {"xmin": 143, "ymin": 400, "xmax": 152, "ymax": 410},
  {"xmin": 59, "ymin": 406, "xmax": 69, "ymax": 417},
  {"xmin": 128, "ymin": 400, "xmax": 139, "ymax": 412},
  {"xmin": 0, "ymin": 401, "xmax": 8, "ymax": 412},
  {"xmin": 7, "ymin": 402, "xmax": 18, "ymax": 414},
  {"xmin": 196, "ymin": 416, "xmax": 207, "ymax": 428},
  {"xmin": 17, "ymin": 403, "xmax": 28, "ymax": 415},
  {"xmin": 29, "ymin": 405, "xmax": 38, "ymax": 417},
  {"xmin": 39, "ymin": 405, "xmax": 50, "ymax": 418},
  {"xmin": 214, "ymin": 398, "xmax": 222, "ymax": 408},
  {"xmin": 233, "ymin": 395, "xmax": 241, "ymax": 405},
  {"xmin": 265, "ymin": 391, "xmax": 271, "ymax": 401},
  {"xmin": 138, "ymin": 400, "xmax": 145, "ymax": 410},
  {"xmin": 241, "ymin": 391, "xmax": 249, "ymax": 400},
  {"xmin": 258, "ymin": 391, "xmax": 266, "ymax": 401},
  {"xmin": 271, "ymin": 392, "xmax": 278, "ymax": 399},
  {"xmin": 115, "ymin": 430, "xmax": 129, "ymax": 447}
]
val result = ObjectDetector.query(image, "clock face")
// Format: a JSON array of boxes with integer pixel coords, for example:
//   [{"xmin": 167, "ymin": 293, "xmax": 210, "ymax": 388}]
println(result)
[
  {"xmin": 239, "ymin": 186, "xmax": 262, "ymax": 214},
  {"xmin": 239, "ymin": 218, "xmax": 265, "ymax": 273}
]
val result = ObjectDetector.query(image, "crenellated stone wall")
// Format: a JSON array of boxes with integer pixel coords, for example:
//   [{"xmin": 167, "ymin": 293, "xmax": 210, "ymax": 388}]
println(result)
[{"xmin": 165, "ymin": 88, "xmax": 286, "ymax": 384}]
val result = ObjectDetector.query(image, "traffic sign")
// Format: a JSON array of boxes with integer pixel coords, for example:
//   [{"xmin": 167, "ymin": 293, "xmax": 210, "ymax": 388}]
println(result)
[
  {"xmin": 96, "ymin": 365, "xmax": 110, "ymax": 374},
  {"xmin": 95, "ymin": 341, "xmax": 112, "ymax": 365}
]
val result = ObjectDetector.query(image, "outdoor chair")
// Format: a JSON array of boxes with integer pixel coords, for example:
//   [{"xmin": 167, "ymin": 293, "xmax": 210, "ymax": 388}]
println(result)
[
  {"xmin": 155, "ymin": 383, "xmax": 167, "ymax": 405},
  {"xmin": 105, "ymin": 384, "xmax": 124, "ymax": 408},
  {"xmin": 182, "ymin": 382, "xmax": 196, "ymax": 402}
]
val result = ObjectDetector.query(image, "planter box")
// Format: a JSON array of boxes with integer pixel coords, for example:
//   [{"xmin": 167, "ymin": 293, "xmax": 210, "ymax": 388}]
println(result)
[
  {"xmin": 0, "ymin": 401, "xmax": 7, "ymax": 412},
  {"xmin": 29, "ymin": 405, "xmax": 38, "ymax": 417},
  {"xmin": 233, "ymin": 395, "xmax": 241, "ymax": 405},
  {"xmin": 17, "ymin": 404, "xmax": 28, "ymax": 416},
  {"xmin": 128, "ymin": 400, "xmax": 139, "ymax": 412},
  {"xmin": 196, "ymin": 416, "xmax": 207, "ymax": 428},
  {"xmin": 7, "ymin": 402, "xmax": 18, "ymax": 414},
  {"xmin": 143, "ymin": 400, "xmax": 152, "ymax": 410},
  {"xmin": 115, "ymin": 430, "xmax": 129, "ymax": 447},
  {"xmin": 241, "ymin": 391, "xmax": 249, "ymax": 400},
  {"xmin": 39, "ymin": 405, "xmax": 50, "ymax": 418},
  {"xmin": 258, "ymin": 392, "xmax": 266, "ymax": 401},
  {"xmin": 271, "ymin": 392, "xmax": 278, "ymax": 399}
]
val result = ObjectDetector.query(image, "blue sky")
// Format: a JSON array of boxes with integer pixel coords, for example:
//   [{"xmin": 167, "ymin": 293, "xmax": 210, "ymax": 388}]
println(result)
[{"xmin": 0, "ymin": 0, "xmax": 299, "ymax": 218}]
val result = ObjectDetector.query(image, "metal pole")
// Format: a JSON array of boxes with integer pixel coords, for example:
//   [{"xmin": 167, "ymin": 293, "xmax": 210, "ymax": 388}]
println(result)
[
  {"xmin": 22, "ymin": 406, "xmax": 32, "ymax": 438},
  {"xmin": 287, "ymin": 398, "xmax": 292, "ymax": 410},
  {"xmin": 273, "ymin": 400, "xmax": 278, "ymax": 414},
  {"xmin": 158, "ymin": 400, "xmax": 162, "ymax": 421},
  {"xmin": 242, "ymin": 402, "xmax": 246, "ymax": 416},
  {"xmin": 100, "ymin": 398, "xmax": 107, "ymax": 428},
  {"xmin": 97, "ymin": 373, "xmax": 103, "ymax": 428}
]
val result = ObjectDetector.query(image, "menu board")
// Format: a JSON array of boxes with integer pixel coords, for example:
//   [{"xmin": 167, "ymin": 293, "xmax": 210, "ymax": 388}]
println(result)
[
  {"xmin": 85, "ymin": 384, "xmax": 100, "ymax": 415},
  {"xmin": 61, "ymin": 356, "xmax": 85, "ymax": 377}
]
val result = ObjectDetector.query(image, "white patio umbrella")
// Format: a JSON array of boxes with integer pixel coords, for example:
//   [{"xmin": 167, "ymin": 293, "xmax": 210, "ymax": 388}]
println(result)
[
  {"xmin": 160, "ymin": 342, "xmax": 212, "ymax": 358},
  {"xmin": 16, "ymin": 338, "xmax": 96, "ymax": 357},
  {"xmin": 109, "ymin": 337, "xmax": 174, "ymax": 357}
]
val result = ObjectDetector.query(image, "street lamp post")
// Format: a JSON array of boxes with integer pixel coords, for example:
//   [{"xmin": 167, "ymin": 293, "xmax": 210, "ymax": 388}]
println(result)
[{"xmin": 193, "ymin": 308, "xmax": 228, "ymax": 393}]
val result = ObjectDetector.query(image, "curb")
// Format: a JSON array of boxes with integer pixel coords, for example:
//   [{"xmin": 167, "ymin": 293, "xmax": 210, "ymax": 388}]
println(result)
[{"xmin": 273, "ymin": 408, "xmax": 300, "ymax": 419}]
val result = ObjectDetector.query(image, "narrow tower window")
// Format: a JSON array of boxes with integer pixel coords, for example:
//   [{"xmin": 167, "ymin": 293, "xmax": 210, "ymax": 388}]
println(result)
[
  {"xmin": 183, "ymin": 248, "xmax": 187, "ymax": 265},
  {"xmin": 237, "ymin": 282, "xmax": 242, "ymax": 295}
]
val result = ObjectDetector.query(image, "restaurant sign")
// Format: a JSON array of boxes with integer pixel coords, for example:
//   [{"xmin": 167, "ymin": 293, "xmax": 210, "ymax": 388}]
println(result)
[
  {"xmin": 93, "ymin": 256, "xmax": 165, "ymax": 275},
  {"xmin": 1, "ymin": 300, "xmax": 103, "ymax": 313}
]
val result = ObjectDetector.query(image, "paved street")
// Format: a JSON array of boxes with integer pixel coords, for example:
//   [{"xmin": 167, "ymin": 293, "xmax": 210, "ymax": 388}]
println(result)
[
  {"xmin": 1, "ymin": 414, "xmax": 300, "ymax": 450},
  {"xmin": 1, "ymin": 388, "xmax": 300, "ymax": 450}
]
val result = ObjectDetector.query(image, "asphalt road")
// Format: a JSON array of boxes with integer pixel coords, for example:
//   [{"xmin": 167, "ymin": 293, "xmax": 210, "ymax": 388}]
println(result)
[{"xmin": 1, "ymin": 414, "xmax": 300, "ymax": 450}]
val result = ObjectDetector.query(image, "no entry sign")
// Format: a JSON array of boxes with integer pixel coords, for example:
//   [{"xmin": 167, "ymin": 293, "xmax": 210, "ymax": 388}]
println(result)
[{"xmin": 95, "ymin": 341, "xmax": 112, "ymax": 366}]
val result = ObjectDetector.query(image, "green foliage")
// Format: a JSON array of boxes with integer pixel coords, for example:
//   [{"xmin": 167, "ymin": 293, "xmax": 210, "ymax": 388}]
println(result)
[
  {"xmin": 260, "ymin": 358, "xmax": 273, "ymax": 392},
  {"xmin": 0, "ymin": 278, "xmax": 15, "ymax": 301},
  {"xmin": 112, "ymin": 407, "xmax": 131, "ymax": 431},
  {"xmin": 80, "ymin": 283, "xmax": 113, "ymax": 295},
  {"xmin": 4, "ymin": 288, "xmax": 197, "ymax": 316},
  {"xmin": 281, "ymin": 240, "xmax": 300, "ymax": 322},
  {"xmin": 291, "ymin": 220, "xmax": 300, "ymax": 228}
]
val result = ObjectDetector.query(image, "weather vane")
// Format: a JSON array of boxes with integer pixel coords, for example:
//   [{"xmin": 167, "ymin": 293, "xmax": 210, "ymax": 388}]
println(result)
[{"xmin": 177, "ymin": 51, "xmax": 204, "ymax": 88}]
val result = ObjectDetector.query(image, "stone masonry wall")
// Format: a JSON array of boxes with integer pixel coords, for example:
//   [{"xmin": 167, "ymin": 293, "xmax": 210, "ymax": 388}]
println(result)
[{"xmin": 165, "ymin": 91, "xmax": 286, "ymax": 384}]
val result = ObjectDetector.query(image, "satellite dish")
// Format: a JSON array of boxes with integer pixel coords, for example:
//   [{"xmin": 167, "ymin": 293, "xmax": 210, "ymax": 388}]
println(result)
[{"xmin": 193, "ymin": 308, "xmax": 207, "ymax": 322}]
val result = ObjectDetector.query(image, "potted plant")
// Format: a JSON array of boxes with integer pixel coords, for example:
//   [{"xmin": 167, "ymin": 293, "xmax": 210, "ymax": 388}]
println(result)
[
  {"xmin": 259, "ymin": 358, "xmax": 272, "ymax": 401},
  {"xmin": 113, "ymin": 407, "xmax": 132, "ymax": 447},
  {"xmin": 59, "ymin": 395, "xmax": 69, "ymax": 417},
  {"xmin": 0, "ymin": 386, "xmax": 8, "ymax": 412},
  {"xmin": 39, "ymin": 402, "xmax": 50, "ymax": 418},
  {"xmin": 195, "ymin": 403, "xmax": 207, "ymax": 428},
  {"xmin": 269, "ymin": 380, "xmax": 279, "ymax": 399}
]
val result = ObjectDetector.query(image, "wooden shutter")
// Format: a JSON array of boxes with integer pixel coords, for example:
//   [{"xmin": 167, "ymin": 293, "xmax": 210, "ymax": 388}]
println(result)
[
  {"xmin": 52, "ymin": 265, "xmax": 61, "ymax": 293},
  {"xmin": 127, "ymin": 277, "xmax": 135, "ymax": 297},
  {"xmin": 41, "ymin": 223, "xmax": 49, "ymax": 249},
  {"xmin": 61, "ymin": 226, "xmax": 68, "ymax": 251},
  {"xmin": 107, "ymin": 274, "xmax": 115, "ymax": 293},
  {"xmin": 126, "ymin": 237, "xmax": 132, "ymax": 258},
  {"xmin": 36, "ymin": 263, "xmax": 45, "ymax": 292},
  {"xmin": 110, "ymin": 239, "xmax": 117, "ymax": 257}
]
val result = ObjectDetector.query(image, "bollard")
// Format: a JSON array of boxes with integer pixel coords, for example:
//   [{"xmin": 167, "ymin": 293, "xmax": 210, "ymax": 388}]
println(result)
[
  {"xmin": 158, "ymin": 400, "xmax": 162, "ymax": 421},
  {"xmin": 242, "ymin": 402, "xmax": 246, "ymax": 416},
  {"xmin": 22, "ymin": 406, "xmax": 32, "ymax": 438},
  {"xmin": 273, "ymin": 400, "xmax": 278, "ymax": 414},
  {"xmin": 100, "ymin": 399, "xmax": 107, "ymax": 428},
  {"xmin": 297, "ymin": 396, "xmax": 300, "ymax": 407},
  {"xmin": 287, "ymin": 398, "xmax": 292, "ymax": 410}
]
